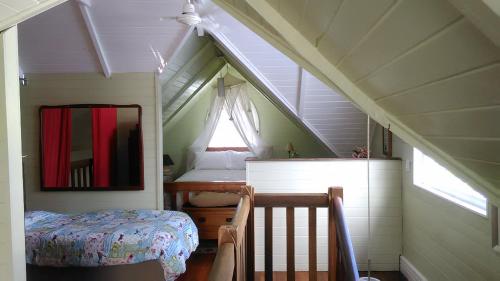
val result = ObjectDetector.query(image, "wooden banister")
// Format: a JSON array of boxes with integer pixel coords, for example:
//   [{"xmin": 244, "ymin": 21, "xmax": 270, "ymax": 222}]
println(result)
[
  {"xmin": 209, "ymin": 187, "xmax": 253, "ymax": 281},
  {"xmin": 255, "ymin": 189, "xmax": 339, "ymax": 281},
  {"xmin": 207, "ymin": 186, "xmax": 359, "ymax": 281},
  {"xmin": 207, "ymin": 243, "xmax": 234, "ymax": 281}
]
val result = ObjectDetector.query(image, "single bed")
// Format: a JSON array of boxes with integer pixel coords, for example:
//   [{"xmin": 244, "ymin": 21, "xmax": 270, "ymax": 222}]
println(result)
[
  {"xmin": 25, "ymin": 209, "xmax": 199, "ymax": 281},
  {"xmin": 168, "ymin": 150, "xmax": 252, "ymax": 209}
]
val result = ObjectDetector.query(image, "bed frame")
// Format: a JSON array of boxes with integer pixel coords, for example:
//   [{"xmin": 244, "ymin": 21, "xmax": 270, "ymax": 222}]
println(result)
[{"xmin": 165, "ymin": 181, "xmax": 245, "ymax": 210}]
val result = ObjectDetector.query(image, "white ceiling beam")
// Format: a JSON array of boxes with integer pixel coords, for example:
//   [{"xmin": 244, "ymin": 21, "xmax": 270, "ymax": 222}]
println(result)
[
  {"xmin": 447, "ymin": 0, "xmax": 500, "ymax": 46},
  {"xmin": 77, "ymin": 0, "xmax": 111, "ymax": 78},
  {"xmin": 295, "ymin": 66, "xmax": 305, "ymax": 118},
  {"xmin": 242, "ymin": 0, "xmax": 500, "ymax": 205},
  {"xmin": 0, "ymin": 0, "xmax": 68, "ymax": 32}
]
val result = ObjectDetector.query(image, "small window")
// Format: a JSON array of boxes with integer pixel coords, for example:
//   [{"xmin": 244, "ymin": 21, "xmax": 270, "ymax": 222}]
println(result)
[
  {"xmin": 413, "ymin": 148, "xmax": 487, "ymax": 216},
  {"xmin": 208, "ymin": 109, "xmax": 247, "ymax": 148}
]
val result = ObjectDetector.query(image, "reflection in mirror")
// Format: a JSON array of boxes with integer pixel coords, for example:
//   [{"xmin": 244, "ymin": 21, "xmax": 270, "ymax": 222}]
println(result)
[{"xmin": 40, "ymin": 105, "xmax": 143, "ymax": 190}]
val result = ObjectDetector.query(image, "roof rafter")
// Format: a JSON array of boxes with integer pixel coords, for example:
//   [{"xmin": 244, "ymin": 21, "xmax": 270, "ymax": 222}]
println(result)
[
  {"xmin": 77, "ymin": 0, "xmax": 111, "ymax": 78},
  {"xmin": 447, "ymin": 0, "xmax": 500, "ymax": 47}
]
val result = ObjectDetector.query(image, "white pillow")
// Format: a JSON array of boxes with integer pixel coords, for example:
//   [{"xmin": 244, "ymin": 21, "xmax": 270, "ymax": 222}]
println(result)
[
  {"xmin": 194, "ymin": 151, "xmax": 230, "ymax": 170},
  {"xmin": 229, "ymin": 151, "xmax": 255, "ymax": 169},
  {"xmin": 190, "ymin": 192, "xmax": 241, "ymax": 207}
]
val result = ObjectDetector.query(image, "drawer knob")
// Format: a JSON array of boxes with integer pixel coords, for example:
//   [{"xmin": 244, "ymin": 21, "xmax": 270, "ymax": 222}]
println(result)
[
  {"xmin": 226, "ymin": 218, "xmax": 232, "ymax": 223},
  {"xmin": 198, "ymin": 217, "xmax": 206, "ymax": 223}
]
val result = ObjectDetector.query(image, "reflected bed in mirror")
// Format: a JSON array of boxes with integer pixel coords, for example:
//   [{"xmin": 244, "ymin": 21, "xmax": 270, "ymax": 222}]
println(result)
[{"xmin": 39, "ymin": 105, "xmax": 143, "ymax": 191}]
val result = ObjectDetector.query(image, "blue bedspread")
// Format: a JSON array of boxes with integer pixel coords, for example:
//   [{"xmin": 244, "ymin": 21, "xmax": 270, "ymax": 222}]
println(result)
[{"xmin": 25, "ymin": 209, "xmax": 199, "ymax": 281}]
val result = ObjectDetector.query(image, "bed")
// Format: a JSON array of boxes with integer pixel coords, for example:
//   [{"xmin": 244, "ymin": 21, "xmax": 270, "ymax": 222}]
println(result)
[
  {"xmin": 25, "ymin": 209, "xmax": 199, "ymax": 281},
  {"xmin": 168, "ymin": 150, "xmax": 252, "ymax": 209},
  {"xmin": 165, "ymin": 150, "xmax": 252, "ymax": 240}
]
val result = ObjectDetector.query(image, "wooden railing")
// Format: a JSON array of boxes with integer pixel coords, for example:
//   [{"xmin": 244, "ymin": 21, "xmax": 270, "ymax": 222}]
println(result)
[
  {"xmin": 252, "ymin": 187, "xmax": 358, "ymax": 281},
  {"xmin": 208, "ymin": 186, "xmax": 253, "ymax": 281},
  {"xmin": 202, "ymin": 186, "xmax": 358, "ymax": 281}
]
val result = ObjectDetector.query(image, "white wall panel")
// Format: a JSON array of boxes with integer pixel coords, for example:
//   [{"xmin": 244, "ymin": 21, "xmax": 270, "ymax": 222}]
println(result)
[{"xmin": 247, "ymin": 159, "xmax": 402, "ymax": 272}]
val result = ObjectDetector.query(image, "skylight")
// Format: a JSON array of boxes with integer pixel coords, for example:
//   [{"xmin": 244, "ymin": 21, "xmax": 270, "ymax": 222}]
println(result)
[
  {"xmin": 413, "ymin": 148, "xmax": 487, "ymax": 216},
  {"xmin": 208, "ymin": 109, "xmax": 247, "ymax": 148}
]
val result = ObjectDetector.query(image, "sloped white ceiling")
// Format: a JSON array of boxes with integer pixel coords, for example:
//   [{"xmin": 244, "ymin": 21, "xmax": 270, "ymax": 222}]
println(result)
[
  {"xmin": 212, "ymin": 11, "xmax": 368, "ymax": 156},
  {"xmin": 214, "ymin": 0, "xmax": 500, "ymax": 204},
  {"xmin": 160, "ymin": 31, "xmax": 225, "ymax": 124},
  {"xmin": 18, "ymin": 0, "xmax": 188, "ymax": 74},
  {"xmin": 18, "ymin": 0, "xmax": 370, "ymax": 158}
]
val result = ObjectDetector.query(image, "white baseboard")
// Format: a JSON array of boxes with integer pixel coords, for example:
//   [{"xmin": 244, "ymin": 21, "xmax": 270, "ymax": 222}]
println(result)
[{"xmin": 400, "ymin": 256, "xmax": 428, "ymax": 281}]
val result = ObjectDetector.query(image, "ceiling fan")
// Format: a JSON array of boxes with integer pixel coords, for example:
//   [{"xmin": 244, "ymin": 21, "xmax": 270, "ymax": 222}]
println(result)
[{"xmin": 161, "ymin": 0, "xmax": 220, "ymax": 37}]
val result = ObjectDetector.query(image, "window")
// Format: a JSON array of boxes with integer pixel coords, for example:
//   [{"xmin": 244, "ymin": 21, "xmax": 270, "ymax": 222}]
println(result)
[
  {"xmin": 413, "ymin": 148, "xmax": 487, "ymax": 216},
  {"xmin": 208, "ymin": 109, "xmax": 247, "ymax": 148}
]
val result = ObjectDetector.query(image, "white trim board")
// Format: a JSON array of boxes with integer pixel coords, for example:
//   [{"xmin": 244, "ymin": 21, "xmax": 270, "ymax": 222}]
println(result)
[{"xmin": 400, "ymin": 256, "xmax": 429, "ymax": 281}]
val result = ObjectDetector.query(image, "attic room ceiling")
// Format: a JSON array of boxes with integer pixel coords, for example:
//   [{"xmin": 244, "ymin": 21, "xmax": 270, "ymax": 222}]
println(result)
[
  {"xmin": 18, "ymin": 0, "xmax": 189, "ymax": 74},
  {"xmin": 8, "ymin": 0, "xmax": 500, "ymax": 203},
  {"xmin": 17, "ymin": 0, "xmax": 370, "ymax": 158},
  {"xmin": 213, "ymin": 0, "xmax": 500, "ymax": 205}
]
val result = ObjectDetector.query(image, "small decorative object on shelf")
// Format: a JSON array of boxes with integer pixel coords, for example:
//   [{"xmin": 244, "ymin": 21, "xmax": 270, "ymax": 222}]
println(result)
[
  {"xmin": 287, "ymin": 142, "xmax": 298, "ymax": 158},
  {"xmin": 163, "ymin": 154, "xmax": 174, "ymax": 183},
  {"xmin": 352, "ymin": 146, "xmax": 369, "ymax": 158}
]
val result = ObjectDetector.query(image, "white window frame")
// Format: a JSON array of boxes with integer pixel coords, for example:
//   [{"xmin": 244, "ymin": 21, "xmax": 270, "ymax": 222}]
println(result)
[{"xmin": 413, "ymin": 148, "xmax": 487, "ymax": 216}]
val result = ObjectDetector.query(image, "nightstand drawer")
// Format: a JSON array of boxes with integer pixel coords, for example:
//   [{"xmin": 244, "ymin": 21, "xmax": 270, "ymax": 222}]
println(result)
[{"xmin": 183, "ymin": 206, "xmax": 236, "ymax": 240}]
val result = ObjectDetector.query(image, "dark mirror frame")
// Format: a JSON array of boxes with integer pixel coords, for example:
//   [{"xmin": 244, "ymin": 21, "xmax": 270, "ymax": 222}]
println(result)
[{"xmin": 39, "ymin": 104, "xmax": 144, "ymax": 191}]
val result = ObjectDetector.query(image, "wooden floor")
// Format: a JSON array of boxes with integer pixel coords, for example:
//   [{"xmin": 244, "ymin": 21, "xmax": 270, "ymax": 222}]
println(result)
[{"xmin": 177, "ymin": 253, "xmax": 407, "ymax": 281}]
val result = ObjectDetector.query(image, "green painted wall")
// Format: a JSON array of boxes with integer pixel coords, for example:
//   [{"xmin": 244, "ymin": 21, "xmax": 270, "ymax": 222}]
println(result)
[
  {"xmin": 393, "ymin": 136, "xmax": 500, "ymax": 280},
  {"xmin": 164, "ymin": 74, "xmax": 333, "ymax": 178}
]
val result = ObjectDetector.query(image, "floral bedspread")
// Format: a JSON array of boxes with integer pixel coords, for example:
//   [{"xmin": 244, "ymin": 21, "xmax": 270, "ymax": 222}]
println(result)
[{"xmin": 25, "ymin": 209, "xmax": 199, "ymax": 281}]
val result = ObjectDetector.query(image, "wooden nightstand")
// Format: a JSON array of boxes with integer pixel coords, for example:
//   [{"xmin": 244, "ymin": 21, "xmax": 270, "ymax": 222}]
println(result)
[{"xmin": 183, "ymin": 205, "xmax": 236, "ymax": 240}]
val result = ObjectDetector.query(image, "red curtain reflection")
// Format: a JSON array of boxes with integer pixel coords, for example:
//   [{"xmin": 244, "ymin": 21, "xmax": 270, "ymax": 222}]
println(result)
[
  {"xmin": 42, "ymin": 108, "xmax": 72, "ymax": 187},
  {"xmin": 91, "ymin": 108, "xmax": 117, "ymax": 187}
]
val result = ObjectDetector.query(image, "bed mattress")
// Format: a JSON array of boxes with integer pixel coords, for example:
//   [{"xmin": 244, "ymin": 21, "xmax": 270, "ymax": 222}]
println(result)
[
  {"xmin": 175, "ymin": 169, "xmax": 246, "ymax": 182},
  {"xmin": 25, "ymin": 209, "xmax": 199, "ymax": 281}
]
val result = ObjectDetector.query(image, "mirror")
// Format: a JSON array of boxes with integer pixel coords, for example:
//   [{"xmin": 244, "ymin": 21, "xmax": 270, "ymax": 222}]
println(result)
[{"xmin": 40, "ymin": 105, "xmax": 143, "ymax": 190}]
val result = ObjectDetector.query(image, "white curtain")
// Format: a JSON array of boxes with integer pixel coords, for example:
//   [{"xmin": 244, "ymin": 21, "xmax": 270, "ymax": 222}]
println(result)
[
  {"xmin": 186, "ymin": 88, "xmax": 225, "ymax": 170},
  {"xmin": 224, "ymin": 84, "xmax": 271, "ymax": 158},
  {"xmin": 187, "ymin": 82, "xmax": 271, "ymax": 169}
]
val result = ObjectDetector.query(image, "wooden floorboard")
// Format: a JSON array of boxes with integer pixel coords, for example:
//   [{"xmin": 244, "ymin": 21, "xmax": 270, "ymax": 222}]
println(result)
[
  {"xmin": 178, "ymin": 253, "xmax": 408, "ymax": 281},
  {"xmin": 177, "ymin": 253, "xmax": 216, "ymax": 281}
]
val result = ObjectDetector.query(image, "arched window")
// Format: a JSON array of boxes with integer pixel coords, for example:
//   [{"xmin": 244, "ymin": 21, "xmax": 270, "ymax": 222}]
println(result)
[{"xmin": 207, "ymin": 98, "xmax": 260, "ymax": 151}]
